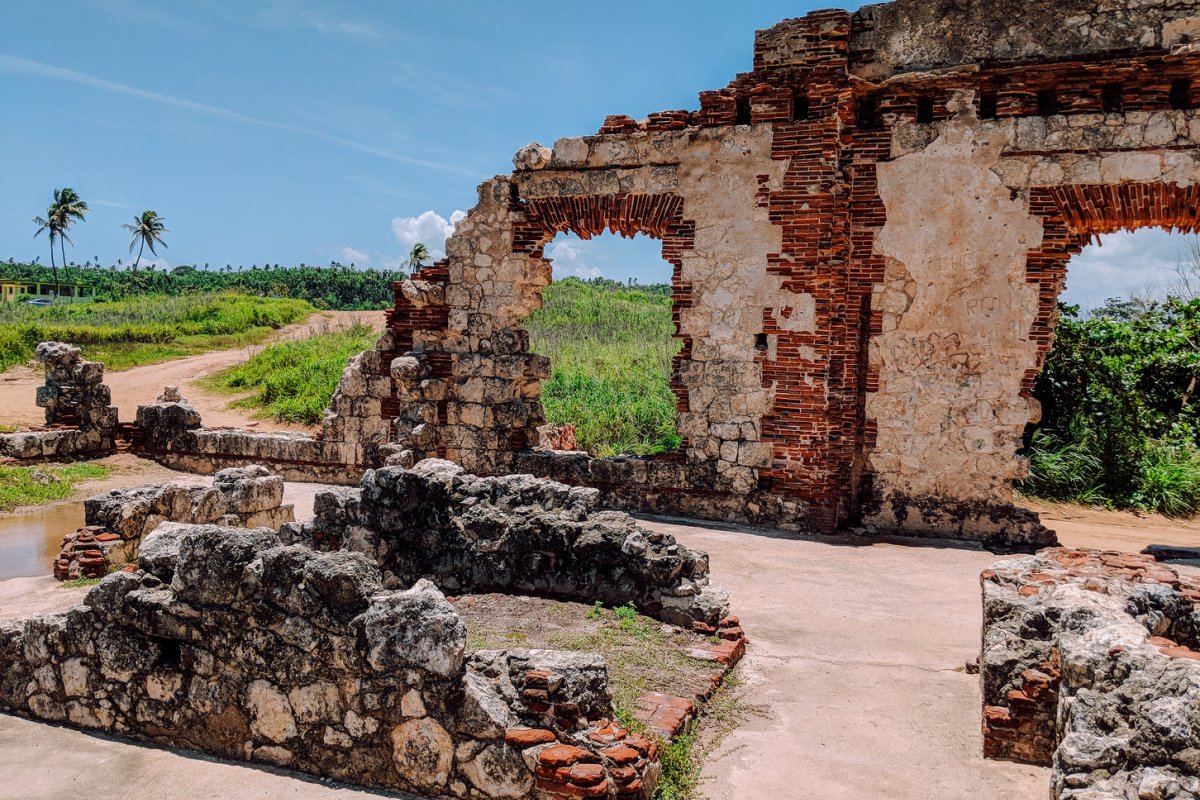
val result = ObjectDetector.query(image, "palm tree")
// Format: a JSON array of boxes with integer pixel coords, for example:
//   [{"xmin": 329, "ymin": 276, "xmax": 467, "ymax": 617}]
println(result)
[
  {"xmin": 122, "ymin": 210, "xmax": 169, "ymax": 273},
  {"xmin": 32, "ymin": 209, "xmax": 60, "ymax": 291},
  {"xmin": 51, "ymin": 188, "xmax": 88, "ymax": 288},
  {"xmin": 407, "ymin": 242, "xmax": 430, "ymax": 270}
]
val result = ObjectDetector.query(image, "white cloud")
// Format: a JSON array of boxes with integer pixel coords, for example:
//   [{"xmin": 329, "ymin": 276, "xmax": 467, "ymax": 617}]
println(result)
[
  {"xmin": 299, "ymin": 10, "xmax": 380, "ymax": 39},
  {"xmin": 341, "ymin": 246, "xmax": 370, "ymax": 266},
  {"xmin": 1063, "ymin": 229, "xmax": 1189, "ymax": 308},
  {"xmin": 546, "ymin": 240, "xmax": 603, "ymax": 279},
  {"xmin": 390, "ymin": 209, "xmax": 466, "ymax": 260}
]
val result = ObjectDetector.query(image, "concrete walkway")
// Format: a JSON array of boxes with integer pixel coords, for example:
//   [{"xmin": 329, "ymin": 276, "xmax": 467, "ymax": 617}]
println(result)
[
  {"xmin": 2, "ymin": 517, "xmax": 1066, "ymax": 799},
  {"xmin": 643, "ymin": 521, "xmax": 1049, "ymax": 800}
]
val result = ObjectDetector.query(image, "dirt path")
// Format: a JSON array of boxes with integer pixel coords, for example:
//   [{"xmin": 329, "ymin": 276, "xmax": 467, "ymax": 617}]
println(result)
[
  {"xmin": 0, "ymin": 310, "xmax": 384, "ymax": 433},
  {"xmin": 1023, "ymin": 498, "xmax": 1199, "ymax": 551}
]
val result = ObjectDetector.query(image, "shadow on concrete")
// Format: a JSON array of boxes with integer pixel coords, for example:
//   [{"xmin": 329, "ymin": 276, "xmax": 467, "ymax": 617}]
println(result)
[{"xmin": 632, "ymin": 511, "xmax": 994, "ymax": 553}]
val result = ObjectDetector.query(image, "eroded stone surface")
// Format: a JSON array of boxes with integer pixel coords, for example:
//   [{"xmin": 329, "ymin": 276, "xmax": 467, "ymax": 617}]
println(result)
[
  {"xmin": 981, "ymin": 548, "xmax": 1200, "ymax": 798},
  {"xmin": 54, "ymin": 465, "xmax": 295, "ymax": 581},
  {"xmin": 0, "ymin": 524, "xmax": 663, "ymax": 799},
  {"xmin": 282, "ymin": 459, "xmax": 728, "ymax": 627}
]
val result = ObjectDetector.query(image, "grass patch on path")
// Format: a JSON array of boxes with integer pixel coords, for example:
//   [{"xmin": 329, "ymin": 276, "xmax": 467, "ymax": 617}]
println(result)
[
  {"xmin": 204, "ymin": 322, "xmax": 379, "ymax": 424},
  {"xmin": 0, "ymin": 292, "xmax": 313, "ymax": 372},
  {"xmin": 526, "ymin": 278, "xmax": 681, "ymax": 457},
  {"xmin": 0, "ymin": 462, "xmax": 109, "ymax": 512}
]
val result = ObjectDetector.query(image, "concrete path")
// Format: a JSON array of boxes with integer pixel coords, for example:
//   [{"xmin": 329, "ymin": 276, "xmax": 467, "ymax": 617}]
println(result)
[
  {"xmin": 642, "ymin": 521, "xmax": 1049, "ymax": 800},
  {"xmin": 0, "ymin": 715, "xmax": 408, "ymax": 800}
]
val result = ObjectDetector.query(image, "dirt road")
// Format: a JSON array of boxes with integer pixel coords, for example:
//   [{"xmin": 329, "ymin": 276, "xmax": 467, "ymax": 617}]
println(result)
[{"xmin": 0, "ymin": 310, "xmax": 384, "ymax": 433}]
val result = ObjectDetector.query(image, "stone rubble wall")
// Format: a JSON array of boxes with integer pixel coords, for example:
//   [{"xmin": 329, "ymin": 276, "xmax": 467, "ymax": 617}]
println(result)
[
  {"xmin": 1, "ymin": 524, "xmax": 663, "ymax": 800},
  {"xmin": 54, "ymin": 465, "xmax": 295, "ymax": 581},
  {"xmin": 317, "ymin": 0, "xmax": 1200, "ymax": 549},
  {"xmin": 131, "ymin": 390, "xmax": 365, "ymax": 484},
  {"xmin": 981, "ymin": 548, "xmax": 1200, "ymax": 798},
  {"xmin": 0, "ymin": 342, "xmax": 118, "ymax": 461},
  {"xmin": 281, "ymin": 459, "xmax": 730, "ymax": 628}
]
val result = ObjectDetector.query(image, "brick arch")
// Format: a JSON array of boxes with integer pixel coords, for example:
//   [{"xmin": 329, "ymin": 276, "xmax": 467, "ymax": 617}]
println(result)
[
  {"xmin": 508, "ymin": 192, "xmax": 700, "ymax": 445},
  {"xmin": 1024, "ymin": 182, "xmax": 1200, "ymax": 396}
]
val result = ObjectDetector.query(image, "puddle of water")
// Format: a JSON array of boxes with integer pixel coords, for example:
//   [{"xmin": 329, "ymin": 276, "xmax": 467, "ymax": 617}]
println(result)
[{"xmin": 0, "ymin": 502, "xmax": 85, "ymax": 579}]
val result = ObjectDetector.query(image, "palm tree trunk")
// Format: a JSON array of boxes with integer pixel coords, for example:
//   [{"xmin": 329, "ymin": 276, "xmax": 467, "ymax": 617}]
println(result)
[
  {"xmin": 50, "ymin": 235, "xmax": 58, "ymax": 300},
  {"xmin": 133, "ymin": 240, "xmax": 145, "ymax": 274},
  {"xmin": 60, "ymin": 239, "xmax": 70, "ymax": 292}
]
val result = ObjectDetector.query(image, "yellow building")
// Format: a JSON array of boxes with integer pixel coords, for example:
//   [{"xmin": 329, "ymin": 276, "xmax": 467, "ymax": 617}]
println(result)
[{"xmin": 0, "ymin": 281, "xmax": 95, "ymax": 304}]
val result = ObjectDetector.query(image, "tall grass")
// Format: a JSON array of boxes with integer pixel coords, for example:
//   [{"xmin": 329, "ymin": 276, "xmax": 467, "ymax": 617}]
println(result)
[
  {"xmin": 207, "ymin": 322, "xmax": 379, "ymax": 424},
  {"xmin": 527, "ymin": 278, "xmax": 681, "ymax": 457},
  {"xmin": 1135, "ymin": 441, "xmax": 1200, "ymax": 517},
  {"xmin": 0, "ymin": 292, "xmax": 312, "ymax": 371},
  {"xmin": 1021, "ymin": 430, "xmax": 1200, "ymax": 517}
]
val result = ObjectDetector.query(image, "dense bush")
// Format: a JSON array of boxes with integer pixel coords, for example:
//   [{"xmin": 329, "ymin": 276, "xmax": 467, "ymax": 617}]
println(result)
[
  {"xmin": 1022, "ymin": 297, "xmax": 1200, "ymax": 516},
  {"xmin": 0, "ymin": 259, "xmax": 403, "ymax": 310}
]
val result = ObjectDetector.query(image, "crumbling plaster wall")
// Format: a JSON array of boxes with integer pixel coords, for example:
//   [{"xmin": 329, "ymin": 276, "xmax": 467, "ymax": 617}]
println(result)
[
  {"xmin": 866, "ymin": 85, "xmax": 1200, "ymax": 537},
  {"xmin": 868, "ymin": 98, "xmax": 1046, "ymax": 520},
  {"xmin": 852, "ymin": 0, "xmax": 1200, "ymax": 78}
]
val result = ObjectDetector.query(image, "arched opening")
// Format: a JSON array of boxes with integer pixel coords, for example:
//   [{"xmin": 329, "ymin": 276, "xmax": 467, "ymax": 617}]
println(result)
[
  {"xmin": 528, "ymin": 231, "xmax": 682, "ymax": 458},
  {"xmin": 1022, "ymin": 206, "xmax": 1200, "ymax": 516}
]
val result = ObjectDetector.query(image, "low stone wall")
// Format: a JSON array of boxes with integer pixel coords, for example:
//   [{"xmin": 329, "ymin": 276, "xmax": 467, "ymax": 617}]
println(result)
[
  {"xmin": 54, "ymin": 465, "xmax": 294, "ymax": 581},
  {"xmin": 132, "ymin": 391, "xmax": 364, "ymax": 484},
  {"xmin": 981, "ymin": 548, "xmax": 1200, "ymax": 798},
  {"xmin": 282, "ymin": 459, "xmax": 730, "ymax": 628},
  {"xmin": 0, "ymin": 342, "xmax": 118, "ymax": 461},
  {"xmin": 1, "ymin": 524, "xmax": 662, "ymax": 799}
]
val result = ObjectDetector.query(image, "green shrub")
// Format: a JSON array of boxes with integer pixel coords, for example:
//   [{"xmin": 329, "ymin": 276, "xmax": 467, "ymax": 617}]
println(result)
[
  {"xmin": 1019, "ymin": 427, "xmax": 1106, "ymax": 505},
  {"xmin": 1025, "ymin": 297, "xmax": 1200, "ymax": 516}
]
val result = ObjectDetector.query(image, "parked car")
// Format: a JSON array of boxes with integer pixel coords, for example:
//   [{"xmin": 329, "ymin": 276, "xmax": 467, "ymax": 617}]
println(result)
[{"xmin": 23, "ymin": 297, "xmax": 52, "ymax": 306}]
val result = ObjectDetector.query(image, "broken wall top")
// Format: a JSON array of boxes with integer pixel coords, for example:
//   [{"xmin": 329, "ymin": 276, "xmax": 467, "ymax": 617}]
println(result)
[{"xmin": 845, "ymin": 0, "xmax": 1200, "ymax": 77}]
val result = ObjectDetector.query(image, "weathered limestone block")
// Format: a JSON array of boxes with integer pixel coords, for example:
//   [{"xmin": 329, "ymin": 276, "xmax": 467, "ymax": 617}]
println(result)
[
  {"xmin": 55, "ymin": 466, "xmax": 295, "ymax": 581},
  {"xmin": 282, "ymin": 459, "xmax": 728, "ymax": 627},
  {"xmin": 981, "ymin": 548, "xmax": 1200, "ymax": 799},
  {"xmin": 0, "ymin": 342, "xmax": 119, "ymax": 459}
]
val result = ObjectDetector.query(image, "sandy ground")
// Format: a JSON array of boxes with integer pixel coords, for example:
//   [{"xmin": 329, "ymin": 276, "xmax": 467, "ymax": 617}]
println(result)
[
  {"xmin": 0, "ymin": 468, "xmax": 1195, "ymax": 798},
  {"xmin": 0, "ymin": 309, "xmax": 384, "ymax": 432}
]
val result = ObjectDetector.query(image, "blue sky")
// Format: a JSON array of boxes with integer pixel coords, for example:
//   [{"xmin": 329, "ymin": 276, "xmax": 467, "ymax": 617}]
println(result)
[{"xmin": 0, "ymin": 0, "xmax": 1191, "ymax": 307}]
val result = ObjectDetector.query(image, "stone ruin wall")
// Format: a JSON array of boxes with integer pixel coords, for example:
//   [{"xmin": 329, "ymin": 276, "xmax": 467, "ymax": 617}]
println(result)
[
  {"xmin": 0, "ymin": 342, "xmax": 118, "ymax": 461},
  {"xmin": 0, "ymin": 459, "xmax": 741, "ymax": 799},
  {"xmin": 319, "ymin": 0, "xmax": 1200, "ymax": 549},
  {"xmin": 980, "ymin": 548, "xmax": 1200, "ymax": 798},
  {"xmin": 0, "ymin": 525, "xmax": 665, "ymax": 800},
  {"xmin": 280, "ymin": 459, "xmax": 731, "ymax": 630}
]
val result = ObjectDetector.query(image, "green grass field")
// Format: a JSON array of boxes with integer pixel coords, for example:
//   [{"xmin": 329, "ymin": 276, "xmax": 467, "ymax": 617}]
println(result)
[
  {"xmin": 0, "ymin": 292, "xmax": 313, "ymax": 372},
  {"xmin": 205, "ymin": 322, "xmax": 379, "ymax": 424},
  {"xmin": 0, "ymin": 462, "xmax": 108, "ymax": 512},
  {"xmin": 527, "ymin": 278, "xmax": 680, "ymax": 457}
]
